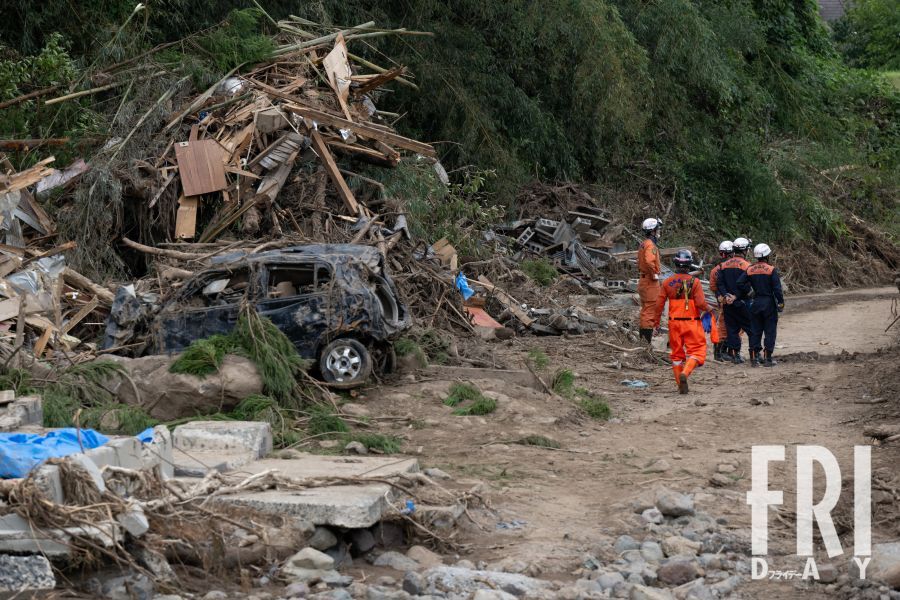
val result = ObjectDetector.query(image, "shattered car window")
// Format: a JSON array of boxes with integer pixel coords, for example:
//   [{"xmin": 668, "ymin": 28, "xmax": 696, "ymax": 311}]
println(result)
[
  {"xmin": 184, "ymin": 267, "xmax": 251, "ymax": 308},
  {"xmin": 266, "ymin": 264, "xmax": 332, "ymax": 298}
]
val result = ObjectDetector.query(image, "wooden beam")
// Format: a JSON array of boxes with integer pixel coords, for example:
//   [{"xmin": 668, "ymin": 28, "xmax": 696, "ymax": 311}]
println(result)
[
  {"xmin": 62, "ymin": 267, "xmax": 116, "ymax": 305},
  {"xmin": 285, "ymin": 105, "xmax": 436, "ymax": 158},
  {"xmin": 309, "ymin": 130, "xmax": 360, "ymax": 215},
  {"xmin": 61, "ymin": 298, "xmax": 99, "ymax": 335}
]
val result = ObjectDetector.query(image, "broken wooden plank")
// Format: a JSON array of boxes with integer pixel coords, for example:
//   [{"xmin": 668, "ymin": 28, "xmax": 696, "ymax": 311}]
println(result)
[
  {"xmin": 352, "ymin": 66, "xmax": 406, "ymax": 96},
  {"xmin": 256, "ymin": 149, "xmax": 299, "ymax": 204},
  {"xmin": 174, "ymin": 140, "xmax": 227, "ymax": 196},
  {"xmin": 326, "ymin": 138, "xmax": 399, "ymax": 167},
  {"xmin": 20, "ymin": 189, "xmax": 55, "ymax": 233},
  {"xmin": 0, "ymin": 295, "xmax": 45, "ymax": 322},
  {"xmin": 309, "ymin": 129, "xmax": 360, "ymax": 215},
  {"xmin": 477, "ymin": 275, "xmax": 534, "ymax": 326},
  {"xmin": 61, "ymin": 298, "xmax": 99, "ymax": 335},
  {"xmin": 323, "ymin": 33, "xmax": 353, "ymax": 121},
  {"xmin": 0, "ymin": 157, "xmax": 55, "ymax": 193},
  {"xmin": 32, "ymin": 327, "xmax": 52, "ymax": 357},
  {"xmin": 62, "ymin": 267, "xmax": 116, "ymax": 305},
  {"xmin": 175, "ymin": 194, "xmax": 199, "ymax": 239},
  {"xmin": 284, "ymin": 105, "xmax": 436, "ymax": 158}
]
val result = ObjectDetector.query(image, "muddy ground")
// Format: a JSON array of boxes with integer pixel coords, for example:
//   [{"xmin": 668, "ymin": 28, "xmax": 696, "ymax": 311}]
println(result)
[{"xmin": 351, "ymin": 286, "xmax": 900, "ymax": 598}]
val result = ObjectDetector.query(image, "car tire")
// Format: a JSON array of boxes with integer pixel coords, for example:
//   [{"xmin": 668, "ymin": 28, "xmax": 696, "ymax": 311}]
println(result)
[{"xmin": 319, "ymin": 338, "xmax": 372, "ymax": 386}]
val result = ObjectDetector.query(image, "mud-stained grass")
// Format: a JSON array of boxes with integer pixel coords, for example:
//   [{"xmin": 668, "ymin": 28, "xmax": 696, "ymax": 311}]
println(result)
[{"xmin": 515, "ymin": 435, "xmax": 561, "ymax": 449}]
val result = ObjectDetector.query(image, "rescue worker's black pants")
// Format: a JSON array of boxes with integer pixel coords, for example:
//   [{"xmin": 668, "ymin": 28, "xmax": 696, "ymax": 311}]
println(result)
[
  {"xmin": 749, "ymin": 301, "xmax": 778, "ymax": 353},
  {"xmin": 723, "ymin": 302, "xmax": 752, "ymax": 352}
]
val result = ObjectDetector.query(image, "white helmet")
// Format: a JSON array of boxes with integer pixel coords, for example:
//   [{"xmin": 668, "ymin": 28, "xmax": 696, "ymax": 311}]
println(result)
[
  {"xmin": 753, "ymin": 243, "xmax": 772, "ymax": 258},
  {"xmin": 642, "ymin": 217, "xmax": 662, "ymax": 232},
  {"xmin": 733, "ymin": 237, "xmax": 751, "ymax": 251},
  {"xmin": 718, "ymin": 240, "xmax": 734, "ymax": 253}
]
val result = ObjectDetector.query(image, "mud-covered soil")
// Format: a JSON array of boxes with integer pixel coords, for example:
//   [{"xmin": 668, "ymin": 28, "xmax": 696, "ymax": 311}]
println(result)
[{"xmin": 350, "ymin": 286, "xmax": 900, "ymax": 598}]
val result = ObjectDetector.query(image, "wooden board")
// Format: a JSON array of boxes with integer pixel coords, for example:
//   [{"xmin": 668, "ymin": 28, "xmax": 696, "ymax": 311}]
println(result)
[
  {"xmin": 175, "ymin": 195, "xmax": 199, "ymax": 239},
  {"xmin": 174, "ymin": 140, "xmax": 227, "ymax": 196},
  {"xmin": 309, "ymin": 130, "xmax": 360, "ymax": 215},
  {"xmin": 477, "ymin": 275, "xmax": 534, "ymax": 326},
  {"xmin": 323, "ymin": 34, "xmax": 353, "ymax": 121}
]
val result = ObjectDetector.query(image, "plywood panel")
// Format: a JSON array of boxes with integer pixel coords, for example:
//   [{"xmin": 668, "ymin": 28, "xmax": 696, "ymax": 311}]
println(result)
[{"xmin": 174, "ymin": 140, "xmax": 227, "ymax": 196}]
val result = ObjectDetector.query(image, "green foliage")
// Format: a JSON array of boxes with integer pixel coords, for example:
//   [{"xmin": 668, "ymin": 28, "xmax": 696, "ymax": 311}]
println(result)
[
  {"xmin": 394, "ymin": 338, "xmax": 427, "ymax": 366},
  {"xmin": 576, "ymin": 389, "xmax": 611, "ymax": 420},
  {"xmin": 0, "ymin": 368, "xmax": 34, "ymax": 396},
  {"xmin": 520, "ymin": 259, "xmax": 558, "ymax": 287},
  {"xmin": 443, "ymin": 382, "xmax": 496, "ymax": 415},
  {"xmin": 551, "ymin": 369, "xmax": 576, "ymax": 398},
  {"xmin": 81, "ymin": 404, "xmax": 159, "ymax": 436},
  {"xmin": 443, "ymin": 383, "xmax": 482, "ymax": 407},
  {"xmin": 39, "ymin": 360, "xmax": 128, "ymax": 429},
  {"xmin": 452, "ymin": 396, "xmax": 497, "ymax": 416},
  {"xmin": 515, "ymin": 435, "xmax": 560, "ymax": 449},
  {"xmin": 344, "ymin": 432, "xmax": 402, "ymax": 454},
  {"xmin": 169, "ymin": 335, "xmax": 237, "ymax": 376},
  {"xmin": 833, "ymin": 0, "xmax": 900, "ymax": 70},
  {"xmin": 307, "ymin": 406, "xmax": 349, "ymax": 436},
  {"xmin": 526, "ymin": 349, "xmax": 550, "ymax": 371},
  {"xmin": 196, "ymin": 9, "xmax": 275, "ymax": 72}
]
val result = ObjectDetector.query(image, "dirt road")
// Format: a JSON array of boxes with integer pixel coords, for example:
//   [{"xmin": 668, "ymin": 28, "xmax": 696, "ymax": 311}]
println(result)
[{"xmin": 360, "ymin": 286, "xmax": 900, "ymax": 597}]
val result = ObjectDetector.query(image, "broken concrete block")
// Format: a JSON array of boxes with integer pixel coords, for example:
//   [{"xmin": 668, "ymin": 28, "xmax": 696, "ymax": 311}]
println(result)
[
  {"xmin": 0, "ymin": 554, "xmax": 55, "ymax": 592},
  {"xmin": 83, "ymin": 445, "xmax": 117, "ymax": 470},
  {"xmin": 107, "ymin": 437, "xmax": 143, "ymax": 470},
  {"xmin": 134, "ymin": 547, "xmax": 175, "ymax": 582},
  {"xmin": 0, "ymin": 394, "xmax": 43, "ymax": 431},
  {"xmin": 173, "ymin": 420, "xmax": 272, "ymax": 458},
  {"xmin": 141, "ymin": 425, "xmax": 174, "ymax": 479},
  {"xmin": 117, "ymin": 504, "xmax": 149, "ymax": 537},
  {"xmin": 33, "ymin": 464, "xmax": 63, "ymax": 503},
  {"xmin": 0, "ymin": 390, "xmax": 15, "ymax": 404},
  {"xmin": 69, "ymin": 453, "xmax": 107, "ymax": 494},
  {"xmin": 0, "ymin": 521, "xmax": 120, "ymax": 557},
  {"xmin": 256, "ymin": 106, "xmax": 289, "ymax": 133}
]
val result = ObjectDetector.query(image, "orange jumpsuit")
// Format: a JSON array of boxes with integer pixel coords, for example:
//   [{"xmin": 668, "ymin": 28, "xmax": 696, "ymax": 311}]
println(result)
[
  {"xmin": 637, "ymin": 238, "xmax": 661, "ymax": 330},
  {"xmin": 654, "ymin": 273, "xmax": 711, "ymax": 389},
  {"xmin": 708, "ymin": 263, "xmax": 727, "ymax": 342}
]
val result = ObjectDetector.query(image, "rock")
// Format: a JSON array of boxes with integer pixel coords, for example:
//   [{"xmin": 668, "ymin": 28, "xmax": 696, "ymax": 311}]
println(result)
[
  {"xmin": 631, "ymin": 492, "xmax": 657, "ymax": 514},
  {"xmin": 818, "ymin": 563, "xmax": 839, "ymax": 584},
  {"xmin": 763, "ymin": 397, "xmax": 774, "ymax": 406},
  {"xmin": 372, "ymin": 522, "xmax": 405, "ymax": 548},
  {"xmin": 153, "ymin": 596, "xmax": 185, "ymax": 600},
  {"xmin": 641, "ymin": 508, "xmax": 664, "ymax": 525},
  {"xmin": 684, "ymin": 582, "xmax": 715, "ymax": 600},
  {"xmin": 117, "ymin": 504, "xmax": 150, "ymax": 537},
  {"xmin": 709, "ymin": 575, "xmax": 741, "ymax": 597},
  {"xmin": 350, "ymin": 529, "xmax": 376, "ymax": 555},
  {"xmin": 309, "ymin": 527, "xmax": 339, "ymax": 551},
  {"xmin": 288, "ymin": 548, "xmax": 336, "ymax": 571},
  {"xmin": 640, "ymin": 541, "xmax": 664, "ymax": 563},
  {"xmin": 693, "ymin": 398, "xmax": 707, "ymax": 407},
  {"xmin": 407, "ymin": 545, "xmax": 442, "ymax": 569},
  {"xmin": 421, "ymin": 566, "xmax": 552, "ymax": 597},
  {"xmin": 202, "ymin": 593, "xmax": 227, "ymax": 600},
  {"xmin": 644, "ymin": 459, "xmax": 671, "ymax": 474},
  {"xmin": 105, "ymin": 354, "xmax": 263, "ymax": 420},
  {"xmin": 341, "ymin": 403, "xmax": 370, "ymax": 417},
  {"xmin": 283, "ymin": 567, "xmax": 330, "ymax": 584},
  {"xmin": 322, "ymin": 571, "xmax": 354, "ymax": 588},
  {"xmin": 0, "ymin": 555, "xmax": 55, "ymax": 592},
  {"xmin": 347, "ymin": 582, "xmax": 368, "ymax": 597},
  {"xmin": 100, "ymin": 572, "xmax": 155, "ymax": 600},
  {"xmin": 284, "ymin": 582, "xmax": 310, "ymax": 597},
  {"xmin": 402, "ymin": 571, "xmax": 427, "ymax": 595},
  {"xmin": 657, "ymin": 558, "xmax": 701, "ymax": 586},
  {"xmin": 630, "ymin": 584, "xmax": 673, "ymax": 600},
  {"xmin": 661, "ymin": 536, "xmax": 702, "ymax": 557},
  {"xmin": 365, "ymin": 587, "xmax": 411, "ymax": 600},
  {"xmin": 326, "ymin": 542, "xmax": 353, "ymax": 569},
  {"xmin": 858, "ymin": 542, "xmax": 900, "ymax": 583},
  {"xmin": 655, "ymin": 490, "xmax": 694, "ymax": 517},
  {"xmin": 135, "ymin": 547, "xmax": 176, "ymax": 582},
  {"xmin": 708, "ymin": 473, "xmax": 732, "ymax": 487},
  {"xmin": 455, "ymin": 559, "xmax": 476, "ymax": 569},
  {"xmin": 373, "ymin": 551, "xmax": 419, "ymax": 572},
  {"xmin": 309, "ymin": 591, "xmax": 352, "ymax": 600},
  {"xmin": 488, "ymin": 557, "xmax": 529, "ymax": 574},
  {"xmin": 345, "ymin": 441, "xmax": 368, "ymax": 455},
  {"xmin": 595, "ymin": 571, "xmax": 626, "ymax": 590},
  {"xmin": 424, "ymin": 467, "xmax": 452, "ymax": 480},
  {"xmin": 375, "ymin": 576, "xmax": 397, "ymax": 587},
  {"xmin": 715, "ymin": 463, "xmax": 735, "ymax": 474},
  {"xmin": 615, "ymin": 535, "xmax": 641, "ymax": 554},
  {"xmin": 473, "ymin": 591, "xmax": 517, "ymax": 600}
]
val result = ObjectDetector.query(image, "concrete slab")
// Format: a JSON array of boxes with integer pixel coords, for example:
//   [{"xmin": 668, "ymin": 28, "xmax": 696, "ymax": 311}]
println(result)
[
  {"xmin": 141, "ymin": 425, "xmax": 174, "ymax": 479},
  {"xmin": 0, "ymin": 554, "xmax": 55, "ymax": 592},
  {"xmin": 0, "ymin": 521, "xmax": 120, "ymax": 557},
  {"xmin": 207, "ymin": 454, "xmax": 419, "ymax": 528},
  {"xmin": 172, "ymin": 448, "xmax": 256, "ymax": 477},
  {"xmin": 173, "ymin": 421, "xmax": 272, "ymax": 458}
]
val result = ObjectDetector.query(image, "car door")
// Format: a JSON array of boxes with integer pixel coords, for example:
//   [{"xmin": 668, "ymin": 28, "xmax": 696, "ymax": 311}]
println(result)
[
  {"xmin": 255, "ymin": 262, "xmax": 335, "ymax": 359},
  {"xmin": 153, "ymin": 265, "xmax": 256, "ymax": 353}
]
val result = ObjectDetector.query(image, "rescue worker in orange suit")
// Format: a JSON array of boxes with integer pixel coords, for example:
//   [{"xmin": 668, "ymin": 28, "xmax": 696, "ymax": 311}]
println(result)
[
  {"xmin": 737, "ymin": 243, "xmax": 784, "ymax": 367},
  {"xmin": 708, "ymin": 240, "xmax": 733, "ymax": 362},
  {"xmin": 653, "ymin": 249, "xmax": 712, "ymax": 394},
  {"xmin": 637, "ymin": 218, "xmax": 663, "ymax": 345},
  {"xmin": 715, "ymin": 237, "xmax": 752, "ymax": 363}
]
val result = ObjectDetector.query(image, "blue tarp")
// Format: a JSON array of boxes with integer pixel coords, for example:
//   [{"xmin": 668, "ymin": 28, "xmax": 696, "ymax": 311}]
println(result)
[
  {"xmin": 455, "ymin": 272, "xmax": 474, "ymax": 300},
  {"xmin": 0, "ymin": 429, "xmax": 110, "ymax": 479}
]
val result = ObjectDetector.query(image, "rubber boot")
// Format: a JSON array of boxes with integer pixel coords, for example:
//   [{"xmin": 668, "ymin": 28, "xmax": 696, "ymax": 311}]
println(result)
[
  {"xmin": 639, "ymin": 328, "xmax": 653, "ymax": 345},
  {"xmin": 713, "ymin": 343, "xmax": 723, "ymax": 362},
  {"xmin": 763, "ymin": 350, "xmax": 777, "ymax": 367},
  {"xmin": 672, "ymin": 364, "xmax": 683, "ymax": 391},
  {"xmin": 731, "ymin": 348, "xmax": 745, "ymax": 365},
  {"xmin": 750, "ymin": 351, "xmax": 760, "ymax": 368},
  {"xmin": 682, "ymin": 357, "xmax": 699, "ymax": 378}
]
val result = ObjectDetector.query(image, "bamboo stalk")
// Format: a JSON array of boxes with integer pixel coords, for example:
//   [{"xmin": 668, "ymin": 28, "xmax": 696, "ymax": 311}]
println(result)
[
  {"xmin": 275, "ymin": 21, "xmax": 376, "ymax": 55},
  {"xmin": 347, "ymin": 53, "xmax": 418, "ymax": 90},
  {"xmin": 45, "ymin": 81, "xmax": 125, "ymax": 105},
  {"xmin": 0, "ymin": 85, "xmax": 59, "ymax": 111}
]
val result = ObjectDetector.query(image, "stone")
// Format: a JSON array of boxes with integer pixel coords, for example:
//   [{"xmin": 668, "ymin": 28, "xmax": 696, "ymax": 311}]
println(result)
[
  {"xmin": 402, "ymin": 571, "xmax": 427, "ymax": 595},
  {"xmin": 0, "ymin": 517, "xmax": 120, "ymax": 557},
  {"xmin": 424, "ymin": 467, "xmax": 451, "ymax": 480},
  {"xmin": 715, "ymin": 463, "xmax": 735, "ymax": 474},
  {"xmin": 309, "ymin": 591, "xmax": 352, "ymax": 600},
  {"xmin": 322, "ymin": 571, "xmax": 354, "ymax": 588},
  {"xmin": 631, "ymin": 492, "xmax": 657, "ymax": 514},
  {"xmin": 488, "ymin": 557, "xmax": 529, "ymax": 574},
  {"xmin": 153, "ymin": 596, "xmax": 185, "ymax": 600},
  {"xmin": 372, "ymin": 521, "xmax": 405, "ymax": 547},
  {"xmin": 345, "ymin": 441, "xmax": 368, "ymax": 455},
  {"xmin": 473, "ymin": 590, "xmax": 518, "ymax": 600},
  {"xmin": 326, "ymin": 542, "xmax": 353, "ymax": 569},
  {"xmin": 0, "ymin": 554, "xmax": 55, "ymax": 592},
  {"xmin": 421, "ymin": 566, "xmax": 552, "ymax": 597},
  {"xmin": 365, "ymin": 587, "xmax": 411, "ymax": 600},
  {"xmin": 641, "ymin": 508, "xmax": 664, "ymax": 525},
  {"xmin": 99, "ymin": 572, "xmax": 154, "ymax": 600},
  {"xmin": 284, "ymin": 582, "xmax": 310, "ymax": 597},
  {"xmin": 657, "ymin": 558, "xmax": 701, "ymax": 586},
  {"xmin": 818, "ymin": 563, "xmax": 839, "ymax": 584},
  {"xmin": 135, "ymin": 547, "xmax": 175, "ymax": 582},
  {"xmin": 375, "ymin": 576, "xmax": 397, "ymax": 587},
  {"xmin": 350, "ymin": 528, "xmax": 376, "ymax": 555},
  {"xmin": 630, "ymin": 584, "xmax": 673, "ymax": 600},
  {"xmin": 644, "ymin": 459, "xmax": 671, "ymax": 474},
  {"xmin": 373, "ymin": 551, "xmax": 419, "ymax": 572},
  {"xmin": 288, "ymin": 548, "xmax": 336, "ymax": 571},
  {"xmin": 117, "ymin": 504, "xmax": 149, "ymax": 537},
  {"xmin": 347, "ymin": 582, "xmax": 368, "ymax": 597},
  {"xmin": 709, "ymin": 575, "xmax": 741, "ymax": 597},
  {"xmin": 661, "ymin": 536, "xmax": 702, "ymax": 557},
  {"xmin": 202, "ymin": 593, "xmax": 228, "ymax": 600},
  {"xmin": 708, "ymin": 474, "xmax": 732, "ymax": 487},
  {"xmin": 309, "ymin": 526, "xmax": 339, "ymax": 551},
  {"xmin": 455, "ymin": 559, "xmax": 476, "ymax": 569},
  {"xmin": 283, "ymin": 568, "xmax": 333, "ymax": 584},
  {"xmin": 340, "ymin": 403, "xmax": 370, "ymax": 417},
  {"xmin": 615, "ymin": 535, "xmax": 641, "ymax": 554},
  {"xmin": 655, "ymin": 491, "xmax": 694, "ymax": 517},
  {"xmin": 858, "ymin": 542, "xmax": 900, "ymax": 583},
  {"xmin": 640, "ymin": 541, "xmax": 664, "ymax": 563},
  {"xmin": 407, "ymin": 545, "xmax": 442, "ymax": 569},
  {"xmin": 595, "ymin": 571, "xmax": 626, "ymax": 590},
  {"xmin": 684, "ymin": 582, "xmax": 715, "ymax": 600}
]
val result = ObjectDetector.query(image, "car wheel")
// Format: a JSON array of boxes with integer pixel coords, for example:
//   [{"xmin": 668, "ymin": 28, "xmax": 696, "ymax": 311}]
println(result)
[{"xmin": 319, "ymin": 339, "xmax": 372, "ymax": 386}]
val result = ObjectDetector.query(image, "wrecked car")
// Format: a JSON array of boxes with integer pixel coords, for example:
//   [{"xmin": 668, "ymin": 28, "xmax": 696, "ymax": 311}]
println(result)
[{"xmin": 104, "ymin": 244, "xmax": 411, "ymax": 386}]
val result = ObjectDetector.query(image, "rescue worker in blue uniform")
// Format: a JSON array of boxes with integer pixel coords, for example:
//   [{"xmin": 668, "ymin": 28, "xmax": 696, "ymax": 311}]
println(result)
[
  {"xmin": 715, "ymin": 237, "xmax": 752, "ymax": 364},
  {"xmin": 737, "ymin": 243, "xmax": 784, "ymax": 367}
]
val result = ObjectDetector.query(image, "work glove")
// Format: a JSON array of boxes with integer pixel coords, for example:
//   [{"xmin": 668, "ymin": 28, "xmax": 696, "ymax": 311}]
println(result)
[
  {"xmin": 700, "ymin": 311, "xmax": 712, "ymax": 334},
  {"xmin": 777, "ymin": 302, "xmax": 784, "ymax": 313}
]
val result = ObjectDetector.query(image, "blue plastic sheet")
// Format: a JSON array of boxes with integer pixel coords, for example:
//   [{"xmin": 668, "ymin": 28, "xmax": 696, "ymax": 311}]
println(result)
[
  {"xmin": 135, "ymin": 427, "xmax": 155, "ymax": 444},
  {"xmin": 620, "ymin": 379, "xmax": 650, "ymax": 389},
  {"xmin": 455, "ymin": 272, "xmax": 474, "ymax": 300},
  {"xmin": 0, "ymin": 429, "xmax": 110, "ymax": 479}
]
